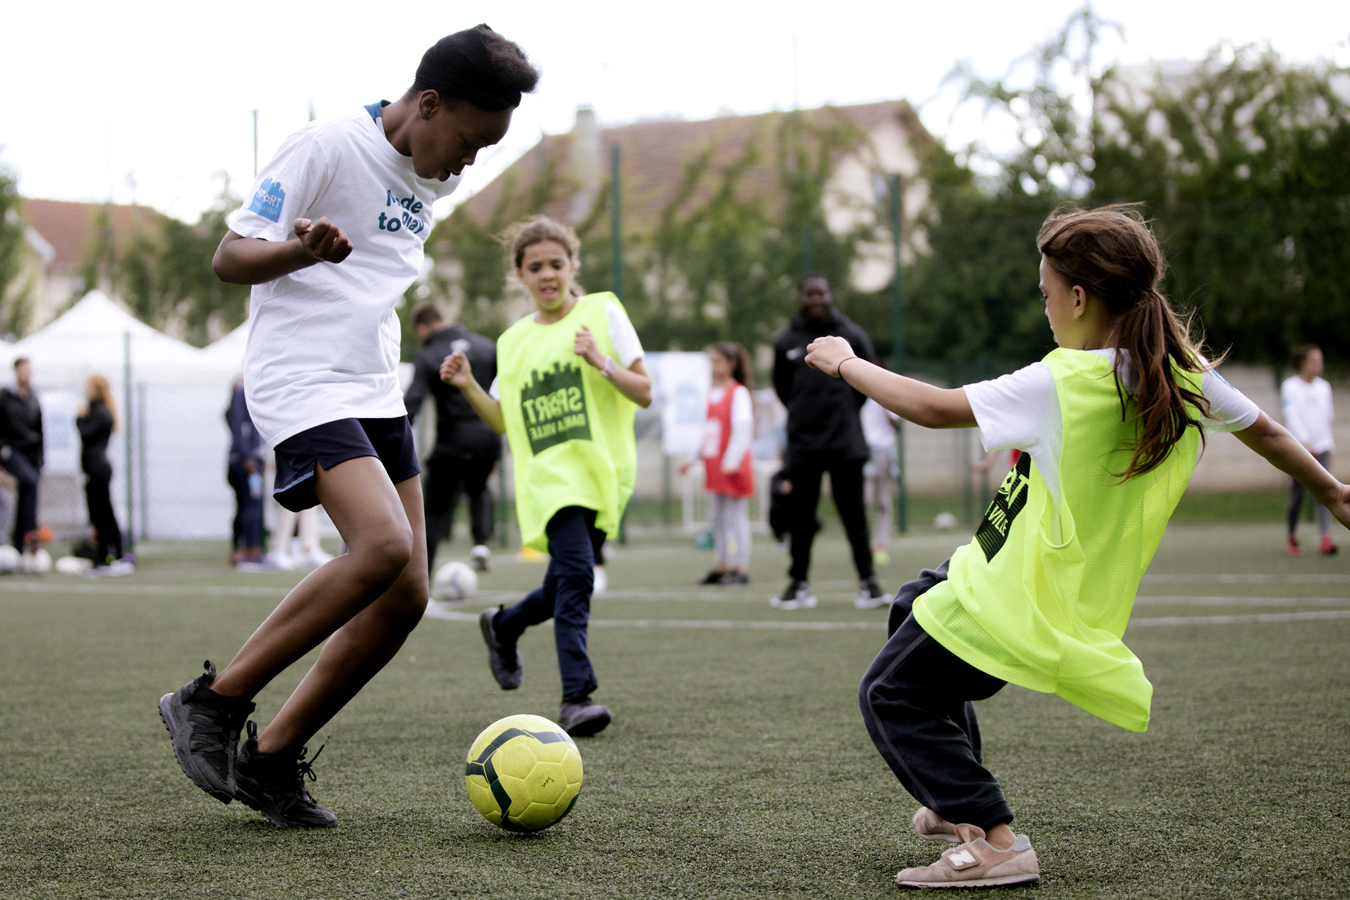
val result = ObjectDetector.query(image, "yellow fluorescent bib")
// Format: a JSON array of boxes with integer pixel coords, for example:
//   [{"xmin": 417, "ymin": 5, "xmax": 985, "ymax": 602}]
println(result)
[
  {"xmin": 914, "ymin": 349, "xmax": 1201, "ymax": 732},
  {"xmin": 496, "ymin": 293, "xmax": 638, "ymax": 552}
]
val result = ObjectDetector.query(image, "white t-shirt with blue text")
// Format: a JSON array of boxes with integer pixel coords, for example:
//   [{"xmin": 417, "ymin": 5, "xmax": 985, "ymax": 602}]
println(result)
[{"xmin": 229, "ymin": 103, "xmax": 461, "ymax": 446}]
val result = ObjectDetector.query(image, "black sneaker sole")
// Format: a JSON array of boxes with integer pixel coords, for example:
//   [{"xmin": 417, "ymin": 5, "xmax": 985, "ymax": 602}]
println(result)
[
  {"xmin": 158, "ymin": 693, "xmax": 233, "ymax": 804},
  {"xmin": 562, "ymin": 708, "xmax": 612, "ymax": 738},
  {"xmin": 479, "ymin": 608, "xmax": 523, "ymax": 690},
  {"xmin": 234, "ymin": 784, "xmax": 338, "ymax": 829}
]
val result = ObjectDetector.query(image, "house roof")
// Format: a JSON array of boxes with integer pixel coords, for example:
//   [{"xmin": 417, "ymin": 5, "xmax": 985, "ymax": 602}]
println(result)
[
  {"xmin": 454, "ymin": 100, "xmax": 929, "ymax": 232},
  {"xmin": 17, "ymin": 198, "xmax": 163, "ymax": 271}
]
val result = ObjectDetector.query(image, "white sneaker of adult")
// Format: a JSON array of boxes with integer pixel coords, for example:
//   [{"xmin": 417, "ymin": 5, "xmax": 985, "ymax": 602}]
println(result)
[
  {"xmin": 470, "ymin": 544, "xmax": 491, "ymax": 573},
  {"xmin": 266, "ymin": 550, "xmax": 296, "ymax": 571},
  {"xmin": 297, "ymin": 546, "xmax": 334, "ymax": 568},
  {"xmin": 592, "ymin": 565, "xmax": 607, "ymax": 596}
]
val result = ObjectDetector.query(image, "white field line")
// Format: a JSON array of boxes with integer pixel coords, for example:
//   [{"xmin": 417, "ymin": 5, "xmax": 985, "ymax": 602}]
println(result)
[
  {"xmin": 424, "ymin": 603, "xmax": 1350, "ymax": 630},
  {"xmin": 1134, "ymin": 596, "xmax": 1350, "ymax": 606},
  {"xmin": 0, "ymin": 581, "xmax": 285, "ymax": 596},
  {"xmin": 1141, "ymin": 573, "xmax": 1350, "ymax": 584}
]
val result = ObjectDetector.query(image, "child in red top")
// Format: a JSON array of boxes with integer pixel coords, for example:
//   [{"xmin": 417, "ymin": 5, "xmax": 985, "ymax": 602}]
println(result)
[{"xmin": 682, "ymin": 342, "xmax": 755, "ymax": 584}]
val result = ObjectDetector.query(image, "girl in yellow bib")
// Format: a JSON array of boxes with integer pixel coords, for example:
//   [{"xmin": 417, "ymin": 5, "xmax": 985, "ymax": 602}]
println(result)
[
  {"xmin": 806, "ymin": 205, "xmax": 1350, "ymax": 889},
  {"xmin": 441, "ymin": 216, "xmax": 651, "ymax": 736}
]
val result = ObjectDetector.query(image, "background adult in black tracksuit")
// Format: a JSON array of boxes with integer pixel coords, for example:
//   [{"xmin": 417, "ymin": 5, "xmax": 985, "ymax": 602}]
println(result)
[
  {"xmin": 76, "ymin": 375, "xmax": 124, "ymax": 565},
  {"xmin": 404, "ymin": 304, "xmax": 500, "ymax": 573},
  {"xmin": 771, "ymin": 274, "xmax": 886, "ymax": 610},
  {"xmin": 0, "ymin": 358, "xmax": 44, "ymax": 552}
]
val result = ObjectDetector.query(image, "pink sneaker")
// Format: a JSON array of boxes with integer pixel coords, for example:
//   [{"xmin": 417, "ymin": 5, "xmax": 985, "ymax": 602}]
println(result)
[
  {"xmin": 1320, "ymin": 534, "xmax": 1339, "ymax": 556},
  {"xmin": 1286, "ymin": 535, "xmax": 1302, "ymax": 557},
  {"xmin": 896, "ymin": 823, "xmax": 1040, "ymax": 889},
  {"xmin": 912, "ymin": 806, "xmax": 961, "ymax": 843}
]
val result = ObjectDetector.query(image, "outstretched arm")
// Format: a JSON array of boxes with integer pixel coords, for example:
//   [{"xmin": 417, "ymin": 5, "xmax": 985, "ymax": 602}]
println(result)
[
  {"xmin": 1236, "ymin": 411, "xmax": 1350, "ymax": 528},
  {"xmin": 440, "ymin": 351, "xmax": 506, "ymax": 435},
  {"xmin": 805, "ymin": 335, "xmax": 975, "ymax": 429},
  {"xmin": 213, "ymin": 218, "xmax": 353, "ymax": 285}
]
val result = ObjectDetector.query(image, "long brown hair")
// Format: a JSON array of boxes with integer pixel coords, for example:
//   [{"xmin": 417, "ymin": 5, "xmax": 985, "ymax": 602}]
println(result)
[
  {"xmin": 709, "ymin": 341, "xmax": 753, "ymax": 389},
  {"xmin": 87, "ymin": 374, "xmax": 119, "ymax": 432},
  {"xmin": 1037, "ymin": 204, "xmax": 1219, "ymax": 479},
  {"xmin": 505, "ymin": 215, "xmax": 584, "ymax": 297}
]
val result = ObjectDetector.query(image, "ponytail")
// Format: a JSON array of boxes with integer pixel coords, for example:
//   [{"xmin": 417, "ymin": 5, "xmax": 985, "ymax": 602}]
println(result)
[
  {"xmin": 1037, "ymin": 205, "xmax": 1222, "ymax": 480},
  {"xmin": 710, "ymin": 341, "xmax": 754, "ymax": 390}
]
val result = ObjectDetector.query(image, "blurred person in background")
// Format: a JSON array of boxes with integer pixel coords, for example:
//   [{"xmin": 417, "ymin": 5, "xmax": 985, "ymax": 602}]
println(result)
[
  {"xmin": 266, "ymin": 504, "xmax": 332, "ymax": 570},
  {"xmin": 772, "ymin": 274, "xmax": 886, "ymax": 610},
  {"xmin": 76, "ymin": 375, "xmax": 131, "ymax": 574},
  {"xmin": 404, "ymin": 303, "xmax": 499, "ymax": 574},
  {"xmin": 861, "ymin": 397, "xmax": 900, "ymax": 567},
  {"xmin": 1281, "ymin": 344, "xmax": 1338, "ymax": 556},
  {"xmin": 680, "ymin": 342, "xmax": 756, "ymax": 585},
  {"xmin": 226, "ymin": 378, "xmax": 267, "ymax": 567},
  {"xmin": 0, "ymin": 357, "xmax": 45, "ymax": 561}
]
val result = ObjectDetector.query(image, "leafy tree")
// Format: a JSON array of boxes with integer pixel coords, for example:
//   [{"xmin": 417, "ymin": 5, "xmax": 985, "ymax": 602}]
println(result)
[
  {"xmin": 921, "ymin": 5, "xmax": 1350, "ymax": 369},
  {"xmin": 116, "ymin": 176, "xmax": 251, "ymax": 346},
  {"xmin": 0, "ymin": 155, "xmax": 34, "ymax": 335},
  {"xmin": 419, "ymin": 108, "xmax": 876, "ymax": 363},
  {"xmin": 1092, "ymin": 46, "xmax": 1350, "ymax": 365}
]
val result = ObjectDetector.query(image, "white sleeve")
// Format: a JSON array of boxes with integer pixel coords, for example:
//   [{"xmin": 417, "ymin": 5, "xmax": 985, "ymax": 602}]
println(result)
[
  {"xmin": 963, "ymin": 362, "xmax": 1058, "ymax": 456},
  {"xmin": 1198, "ymin": 369, "xmax": 1261, "ymax": 433},
  {"xmin": 721, "ymin": 385, "xmax": 754, "ymax": 473},
  {"xmin": 228, "ymin": 130, "xmax": 331, "ymax": 242},
  {"xmin": 489, "ymin": 377, "xmax": 500, "ymax": 401},
  {"xmin": 606, "ymin": 301, "xmax": 645, "ymax": 368}
]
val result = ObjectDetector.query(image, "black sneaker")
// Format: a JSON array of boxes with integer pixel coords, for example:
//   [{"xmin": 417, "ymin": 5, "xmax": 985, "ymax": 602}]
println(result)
[
  {"xmin": 855, "ymin": 576, "xmax": 889, "ymax": 609},
  {"xmin": 158, "ymin": 660, "xmax": 255, "ymax": 804},
  {"xmin": 698, "ymin": 569, "xmax": 726, "ymax": 585},
  {"xmin": 234, "ymin": 721, "xmax": 337, "ymax": 828},
  {"xmin": 558, "ymin": 698, "xmax": 612, "ymax": 737},
  {"xmin": 770, "ymin": 579, "xmax": 817, "ymax": 609},
  {"xmin": 480, "ymin": 606, "xmax": 523, "ymax": 690},
  {"xmin": 721, "ymin": 571, "xmax": 750, "ymax": 585}
]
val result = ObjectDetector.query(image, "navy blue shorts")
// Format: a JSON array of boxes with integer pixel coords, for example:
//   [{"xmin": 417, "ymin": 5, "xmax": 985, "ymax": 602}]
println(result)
[{"xmin": 273, "ymin": 417, "xmax": 421, "ymax": 512}]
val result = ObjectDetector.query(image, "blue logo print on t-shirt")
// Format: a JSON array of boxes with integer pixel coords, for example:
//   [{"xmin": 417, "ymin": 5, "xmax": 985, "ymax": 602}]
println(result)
[{"xmin": 248, "ymin": 178, "xmax": 286, "ymax": 223}]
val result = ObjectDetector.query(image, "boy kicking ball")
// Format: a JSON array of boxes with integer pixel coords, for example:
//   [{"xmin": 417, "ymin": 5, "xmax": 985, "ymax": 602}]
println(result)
[{"xmin": 159, "ymin": 25, "xmax": 538, "ymax": 827}]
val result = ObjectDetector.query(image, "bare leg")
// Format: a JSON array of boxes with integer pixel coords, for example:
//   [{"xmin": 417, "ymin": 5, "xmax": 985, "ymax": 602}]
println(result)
[
  {"xmin": 258, "ymin": 475, "xmax": 428, "ymax": 753},
  {"xmin": 211, "ymin": 458, "xmax": 426, "ymax": 752}
]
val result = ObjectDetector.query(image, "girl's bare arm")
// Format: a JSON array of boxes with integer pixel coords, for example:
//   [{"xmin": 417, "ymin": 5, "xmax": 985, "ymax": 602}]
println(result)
[
  {"xmin": 805, "ymin": 335, "xmax": 975, "ymax": 429},
  {"xmin": 1235, "ymin": 411, "xmax": 1350, "ymax": 527},
  {"xmin": 439, "ymin": 351, "xmax": 506, "ymax": 435}
]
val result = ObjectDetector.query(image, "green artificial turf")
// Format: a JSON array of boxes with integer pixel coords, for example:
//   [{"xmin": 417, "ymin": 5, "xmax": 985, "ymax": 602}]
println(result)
[{"xmin": 1, "ymin": 521, "xmax": 1347, "ymax": 899}]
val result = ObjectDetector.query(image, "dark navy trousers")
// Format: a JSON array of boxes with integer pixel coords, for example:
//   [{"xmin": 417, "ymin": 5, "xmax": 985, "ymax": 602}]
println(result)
[
  {"xmin": 494, "ymin": 506, "xmax": 600, "ymax": 702},
  {"xmin": 858, "ymin": 559, "xmax": 1015, "ymax": 832}
]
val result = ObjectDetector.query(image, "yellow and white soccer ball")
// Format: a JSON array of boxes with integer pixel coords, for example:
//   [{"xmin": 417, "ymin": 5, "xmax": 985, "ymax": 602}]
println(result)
[
  {"xmin": 433, "ymin": 560, "xmax": 478, "ymax": 602},
  {"xmin": 464, "ymin": 714, "xmax": 583, "ymax": 832}
]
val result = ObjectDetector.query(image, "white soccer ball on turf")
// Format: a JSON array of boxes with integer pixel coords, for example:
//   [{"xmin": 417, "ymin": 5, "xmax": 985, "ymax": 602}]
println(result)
[
  {"xmin": 0, "ymin": 545, "xmax": 20, "ymax": 573},
  {"xmin": 464, "ymin": 714, "xmax": 583, "ymax": 832},
  {"xmin": 933, "ymin": 512, "xmax": 959, "ymax": 531},
  {"xmin": 433, "ymin": 560, "xmax": 478, "ymax": 601}
]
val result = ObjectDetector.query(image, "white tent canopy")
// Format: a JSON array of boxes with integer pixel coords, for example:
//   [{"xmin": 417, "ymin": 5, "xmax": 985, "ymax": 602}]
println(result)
[
  {"xmin": 198, "ymin": 319, "xmax": 249, "ymax": 381},
  {"xmin": 0, "ymin": 290, "xmax": 212, "ymax": 387}
]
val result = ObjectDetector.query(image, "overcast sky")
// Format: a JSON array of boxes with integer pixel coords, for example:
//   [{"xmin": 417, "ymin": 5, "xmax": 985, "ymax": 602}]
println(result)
[{"xmin": 3, "ymin": 0, "xmax": 1346, "ymax": 223}]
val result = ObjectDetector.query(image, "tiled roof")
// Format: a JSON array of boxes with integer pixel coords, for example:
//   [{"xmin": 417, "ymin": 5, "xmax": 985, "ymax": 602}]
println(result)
[
  {"xmin": 17, "ymin": 198, "xmax": 164, "ymax": 270},
  {"xmin": 457, "ymin": 100, "xmax": 929, "ymax": 231}
]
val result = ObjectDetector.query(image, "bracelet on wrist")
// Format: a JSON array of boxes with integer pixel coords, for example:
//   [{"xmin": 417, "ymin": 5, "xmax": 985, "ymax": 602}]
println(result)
[
  {"xmin": 838, "ymin": 355, "xmax": 861, "ymax": 381},
  {"xmin": 601, "ymin": 357, "xmax": 616, "ymax": 378}
]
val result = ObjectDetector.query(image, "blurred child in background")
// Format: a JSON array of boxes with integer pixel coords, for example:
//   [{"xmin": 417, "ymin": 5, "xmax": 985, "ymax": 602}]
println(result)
[
  {"xmin": 1281, "ymin": 343, "xmax": 1337, "ymax": 556},
  {"xmin": 860, "ymin": 397, "xmax": 899, "ymax": 568},
  {"xmin": 681, "ymin": 342, "xmax": 755, "ymax": 585}
]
